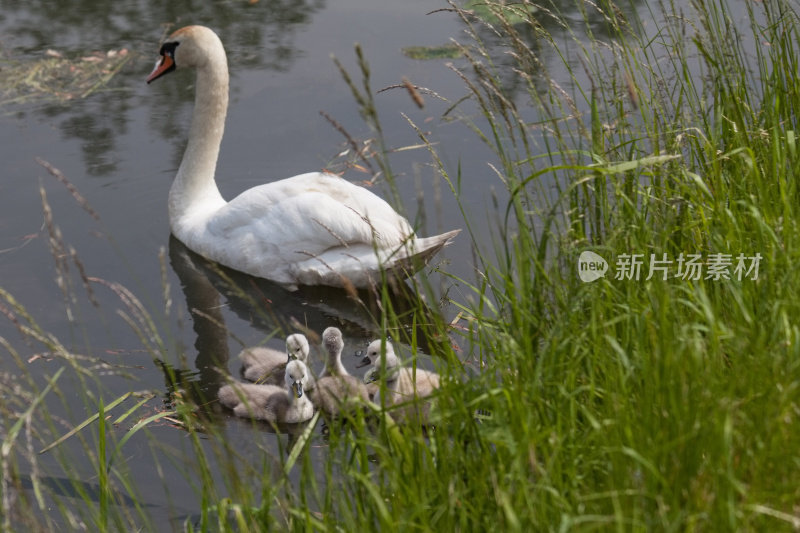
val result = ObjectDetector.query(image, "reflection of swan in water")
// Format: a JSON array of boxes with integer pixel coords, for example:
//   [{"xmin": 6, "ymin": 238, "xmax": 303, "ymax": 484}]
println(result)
[
  {"xmin": 170, "ymin": 235, "xmax": 391, "ymax": 340},
  {"xmin": 160, "ymin": 237, "xmax": 317, "ymax": 465},
  {"xmin": 146, "ymin": 25, "xmax": 459, "ymax": 290},
  {"xmin": 310, "ymin": 327, "xmax": 369, "ymax": 417},
  {"xmin": 160, "ymin": 235, "xmax": 232, "ymax": 409},
  {"xmin": 168, "ymin": 235, "xmax": 452, "ymax": 354},
  {"xmin": 218, "ymin": 360, "xmax": 315, "ymax": 424}
]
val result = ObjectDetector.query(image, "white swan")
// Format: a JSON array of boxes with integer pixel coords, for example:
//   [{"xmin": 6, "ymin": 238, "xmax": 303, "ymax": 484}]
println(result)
[
  {"xmin": 218, "ymin": 359, "xmax": 315, "ymax": 423},
  {"xmin": 146, "ymin": 25, "xmax": 460, "ymax": 289},
  {"xmin": 310, "ymin": 326, "xmax": 369, "ymax": 416},
  {"xmin": 362, "ymin": 339, "xmax": 440, "ymax": 424},
  {"xmin": 239, "ymin": 333, "xmax": 311, "ymax": 386}
]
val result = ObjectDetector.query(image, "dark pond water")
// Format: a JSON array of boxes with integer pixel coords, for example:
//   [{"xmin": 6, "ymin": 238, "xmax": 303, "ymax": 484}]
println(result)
[{"xmin": 0, "ymin": 0, "xmax": 756, "ymax": 528}]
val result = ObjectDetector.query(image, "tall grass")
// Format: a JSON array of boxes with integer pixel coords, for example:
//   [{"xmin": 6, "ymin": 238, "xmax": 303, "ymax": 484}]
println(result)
[
  {"xmin": 307, "ymin": 0, "xmax": 800, "ymax": 529},
  {"xmin": 2, "ymin": 0, "xmax": 800, "ymax": 530}
]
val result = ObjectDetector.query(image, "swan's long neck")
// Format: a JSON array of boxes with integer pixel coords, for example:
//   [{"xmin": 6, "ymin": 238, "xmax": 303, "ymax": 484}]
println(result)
[{"xmin": 169, "ymin": 52, "xmax": 228, "ymax": 226}]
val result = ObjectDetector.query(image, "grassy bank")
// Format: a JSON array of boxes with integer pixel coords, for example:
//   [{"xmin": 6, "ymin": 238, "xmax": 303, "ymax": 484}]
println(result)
[
  {"xmin": 309, "ymin": 0, "xmax": 800, "ymax": 529},
  {"xmin": 2, "ymin": 0, "xmax": 800, "ymax": 530}
]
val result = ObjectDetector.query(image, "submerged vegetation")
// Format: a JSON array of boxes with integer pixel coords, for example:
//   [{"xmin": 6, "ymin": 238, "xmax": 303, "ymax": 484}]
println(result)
[
  {"xmin": 0, "ymin": 48, "xmax": 130, "ymax": 107},
  {"xmin": 2, "ymin": 0, "xmax": 800, "ymax": 530},
  {"xmin": 401, "ymin": 44, "xmax": 462, "ymax": 60}
]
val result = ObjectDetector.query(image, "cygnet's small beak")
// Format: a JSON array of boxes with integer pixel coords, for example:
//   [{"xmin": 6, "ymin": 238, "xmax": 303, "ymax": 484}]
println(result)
[
  {"xmin": 356, "ymin": 356, "xmax": 371, "ymax": 368},
  {"xmin": 363, "ymin": 369, "xmax": 378, "ymax": 384},
  {"xmin": 291, "ymin": 381, "xmax": 304, "ymax": 398}
]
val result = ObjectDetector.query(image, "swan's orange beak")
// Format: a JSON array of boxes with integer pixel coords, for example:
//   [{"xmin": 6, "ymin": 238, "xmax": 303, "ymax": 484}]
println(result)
[{"xmin": 146, "ymin": 54, "xmax": 175, "ymax": 84}]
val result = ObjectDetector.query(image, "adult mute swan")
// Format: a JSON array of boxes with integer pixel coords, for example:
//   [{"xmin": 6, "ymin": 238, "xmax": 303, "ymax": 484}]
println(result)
[
  {"xmin": 239, "ymin": 333, "xmax": 312, "ymax": 386},
  {"xmin": 146, "ymin": 25, "xmax": 460, "ymax": 289},
  {"xmin": 218, "ymin": 359, "xmax": 315, "ymax": 424}
]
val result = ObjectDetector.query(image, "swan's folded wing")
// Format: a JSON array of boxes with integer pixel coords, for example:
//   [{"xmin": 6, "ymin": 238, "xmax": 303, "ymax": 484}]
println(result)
[
  {"xmin": 183, "ymin": 172, "xmax": 456, "ymax": 287},
  {"xmin": 210, "ymin": 173, "xmax": 413, "ymax": 255}
]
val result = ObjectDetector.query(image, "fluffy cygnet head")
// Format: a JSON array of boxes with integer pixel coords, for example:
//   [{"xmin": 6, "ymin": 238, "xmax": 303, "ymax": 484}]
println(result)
[
  {"xmin": 286, "ymin": 333, "xmax": 310, "ymax": 363},
  {"xmin": 323, "ymin": 327, "xmax": 344, "ymax": 355},
  {"xmin": 364, "ymin": 345, "xmax": 401, "ymax": 384},
  {"xmin": 358, "ymin": 339, "xmax": 395, "ymax": 368},
  {"xmin": 285, "ymin": 359, "xmax": 310, "ymax": 399}
]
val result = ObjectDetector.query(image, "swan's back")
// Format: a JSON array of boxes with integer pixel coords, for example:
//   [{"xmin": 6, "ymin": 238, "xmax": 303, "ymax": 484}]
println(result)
[
  {"xmin": 239, "ymin": 346, "xmax": 286, "ymax": 384},
  {"xmin": 218, "ymin": 382, "xmax": 286, "ymax": 420},
  {"xmin": 311, "ymin": 374, "xmax": 370, "ymax": 416},
  {"xmin": 402, "ymin": 367, "xmax": 440, "ymax": 396},
  {"xmin": 208, "ymin": 173, "xmax": 458, "ymax": 287}
]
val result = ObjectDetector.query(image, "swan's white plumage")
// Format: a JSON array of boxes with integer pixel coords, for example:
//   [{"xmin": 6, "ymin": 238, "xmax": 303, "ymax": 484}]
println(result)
[{"xmin": 148, "ymin": 25, "xmax": 459, "ymax": 289}]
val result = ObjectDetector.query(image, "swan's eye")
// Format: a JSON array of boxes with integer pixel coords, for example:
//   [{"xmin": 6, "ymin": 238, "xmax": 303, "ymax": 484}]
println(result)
[{"xmin": 159, "ymin": 41, "xmax": 180, "ymax": 59}]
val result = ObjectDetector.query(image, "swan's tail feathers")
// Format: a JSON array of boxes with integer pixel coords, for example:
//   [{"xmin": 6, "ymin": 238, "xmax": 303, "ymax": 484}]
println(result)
[
  {"xmin": 384, "ymin": 228, "xmax": 461, "ymax": 278},
  {"xmin": 289, "ymin": 228, "xmax": 460, "ymax": 289},
  {"xmin": 412, "ymin": 229, "xmax": 461, "ymax": 262}
]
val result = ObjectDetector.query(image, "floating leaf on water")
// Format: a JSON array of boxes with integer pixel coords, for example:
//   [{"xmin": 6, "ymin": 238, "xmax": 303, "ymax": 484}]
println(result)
[{"xmin": 401, "ymin": 44, "xmax": 462, "ymax": 60}]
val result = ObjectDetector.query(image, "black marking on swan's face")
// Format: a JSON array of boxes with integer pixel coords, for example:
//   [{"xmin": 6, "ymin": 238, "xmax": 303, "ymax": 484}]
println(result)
[{"xmin": 146, "ymin": 41, "xmax": 180, "ymax": 84}]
